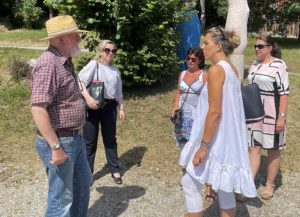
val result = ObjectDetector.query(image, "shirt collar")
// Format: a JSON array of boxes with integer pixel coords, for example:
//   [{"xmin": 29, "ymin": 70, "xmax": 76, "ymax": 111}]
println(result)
[{"xmin": 48, "ymin": 45, "xmax": 72, "ymax": 65}]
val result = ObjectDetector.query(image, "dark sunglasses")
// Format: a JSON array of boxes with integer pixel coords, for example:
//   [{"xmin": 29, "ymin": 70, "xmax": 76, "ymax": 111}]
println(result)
[
  {"xmin": 104, "ymin": 48, "xmax": 117, "ymax": 54},
  {"xmin": 185, "ymin": 57, "xmax": 198, "ymax": 63},
  {"xmin": 254, "ymin": 44, "xmax": 270, "ymax": 49}
]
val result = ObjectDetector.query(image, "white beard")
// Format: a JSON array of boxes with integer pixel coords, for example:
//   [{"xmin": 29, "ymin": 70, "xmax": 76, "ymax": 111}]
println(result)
[{"xmin": 71, "ymin": 45, "xmax": 81, "ymax": 57}]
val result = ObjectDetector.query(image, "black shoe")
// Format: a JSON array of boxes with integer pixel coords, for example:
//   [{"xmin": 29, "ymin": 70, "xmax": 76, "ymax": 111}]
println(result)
[{"xmin": 111, "ymin": 173, "xmax": 123, "ymax": 184}]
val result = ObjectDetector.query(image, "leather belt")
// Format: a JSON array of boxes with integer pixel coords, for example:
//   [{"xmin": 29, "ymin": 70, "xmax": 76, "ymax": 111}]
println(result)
[{"xmin": 36, "ymin": 127, "xmax": 83, "ymax": 138}]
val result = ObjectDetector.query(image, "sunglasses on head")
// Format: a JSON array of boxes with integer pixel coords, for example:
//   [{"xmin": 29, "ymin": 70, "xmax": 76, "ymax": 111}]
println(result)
[
  {"xmin": 254, "ymin": 44, "xmax": 270, "ymax": 49},
  {"xmin": 218, "ymin": 26, "xmax": 225, "ymax": 40},
  {"xmin": 185, "ymin": 57, "xmax": 198, "ymax": 63},
  {"xmin": 103, "ymin": 48, "xmax": 117, "ymax": 54}
]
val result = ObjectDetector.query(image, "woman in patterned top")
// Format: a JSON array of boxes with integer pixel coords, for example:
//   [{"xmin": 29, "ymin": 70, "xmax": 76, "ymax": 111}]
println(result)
[{"xmin": 247, "ymin": 35, "xmax": 289, "ymax": 200}]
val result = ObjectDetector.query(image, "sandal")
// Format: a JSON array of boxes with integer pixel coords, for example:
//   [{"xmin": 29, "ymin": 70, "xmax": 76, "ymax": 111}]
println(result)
[
  {"xmin": 205, "ymin": 184, "xmax": 216, "ymax": 202},
  {"xmin": 261, "ymin": 183, "xmax": 275, "ymax": 200}
]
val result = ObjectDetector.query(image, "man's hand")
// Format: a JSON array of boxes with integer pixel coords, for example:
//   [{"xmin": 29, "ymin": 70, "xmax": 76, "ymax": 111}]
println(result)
[{"xmin": 50, "ymin": 148, "xmax": 68, "ymax": 165}]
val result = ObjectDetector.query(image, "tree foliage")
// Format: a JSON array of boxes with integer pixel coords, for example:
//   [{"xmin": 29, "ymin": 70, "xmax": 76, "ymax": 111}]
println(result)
[
  {"xmin": 46, "ymin": 0, "xmax": 190, "ymax": 87},
  {"xmin": 0, "ymin": 0, "xmax": 22, "ymax": 28},
  {"xmin": 248, "ymin": 0, "xmax": 300, "ymax": 38},
  {"xmin": 22, "ymin": 0, "xmax": 43, "ymax": 29},
  {"xmin": 199, "ymin": 0, "xmax": 299, "ymax": 39}
]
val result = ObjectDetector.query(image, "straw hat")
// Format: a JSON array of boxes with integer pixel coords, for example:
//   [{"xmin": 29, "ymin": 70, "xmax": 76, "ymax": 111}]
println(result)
[{"xmin": 41, "ymin": 15, "xmax": 88, "ymax": 40}]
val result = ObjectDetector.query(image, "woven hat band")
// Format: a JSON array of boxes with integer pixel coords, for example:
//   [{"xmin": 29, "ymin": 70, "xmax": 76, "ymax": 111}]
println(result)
[{"xmin": 48, "ymin": 27, "xmax": 79, "ymax": 37}]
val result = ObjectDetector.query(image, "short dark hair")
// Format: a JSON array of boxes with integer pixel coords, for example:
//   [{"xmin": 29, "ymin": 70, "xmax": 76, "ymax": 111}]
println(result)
[
  {"xmin": 186, "ymin": 47, "xmax": 205, "ymax": 69},
  {"xmin": 258, "ymin": 35, "xmax": 282, "ymax": 59}
]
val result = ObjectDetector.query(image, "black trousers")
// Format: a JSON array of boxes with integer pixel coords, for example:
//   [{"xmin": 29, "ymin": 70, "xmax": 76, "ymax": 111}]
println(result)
[{"xmin": 83, "ymin": 99, "xmax": 119, "ymax": 174}]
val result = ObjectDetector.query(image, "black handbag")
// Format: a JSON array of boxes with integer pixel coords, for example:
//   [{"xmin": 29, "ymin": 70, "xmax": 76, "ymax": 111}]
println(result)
[
  {"xmin": 171, "ymin": 72, "xmax": 203, "ymax": 125},
  {"xmin": 80, "ymin": 63, "xmax": 105, "ymax": 109},
  {"xmin": 171, "ymin": 108, "xmax": 183, "ymax": 125},
  {"xmin": 170, "ymin": 82, "xmax": 191, "ymax": 125},
  {"xmin": 241, "ymin": 83, "xmax": 265, "ymax": 122}
]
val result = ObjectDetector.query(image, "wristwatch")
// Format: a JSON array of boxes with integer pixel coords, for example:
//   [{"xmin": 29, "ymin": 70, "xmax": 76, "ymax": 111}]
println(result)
[
  {"xmin": 51, "ymin": 143, "xmax": 61, "ymax": 150},
  {"xmin": 279, "ymin": 112, "xmax": 286, "ymax": 119}
]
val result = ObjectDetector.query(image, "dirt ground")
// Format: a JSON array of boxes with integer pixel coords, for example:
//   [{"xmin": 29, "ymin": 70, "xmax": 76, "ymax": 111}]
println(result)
[{"xmin": 0, "ymin": 147, "xmax": 300, "ymax": 217}]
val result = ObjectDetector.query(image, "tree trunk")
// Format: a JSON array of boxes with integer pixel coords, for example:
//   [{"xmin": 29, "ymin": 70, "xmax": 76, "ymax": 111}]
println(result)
[
  {"xmin": 225, "ymin": 0, "xmax": 250, "ymax": 79},
  {"xmin": 49, "ymin": 8, "xmax": 54, "ymax": 19}
]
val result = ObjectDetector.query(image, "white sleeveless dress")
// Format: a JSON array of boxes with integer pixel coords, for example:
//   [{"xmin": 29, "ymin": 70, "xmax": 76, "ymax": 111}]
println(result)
[{"xmin": 179, "ymin": 61, "xmax": 256, "ymax": 197}]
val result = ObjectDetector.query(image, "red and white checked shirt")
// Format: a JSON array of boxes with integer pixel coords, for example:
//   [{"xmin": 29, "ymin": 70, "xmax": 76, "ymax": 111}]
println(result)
[{"xmin": 31, "ymin": 45, "xmax": 85, "ymax": 130}]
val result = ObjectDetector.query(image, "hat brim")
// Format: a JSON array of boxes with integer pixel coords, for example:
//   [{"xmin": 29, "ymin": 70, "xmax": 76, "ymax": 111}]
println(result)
[{"xmin": 40, "ymin": 29, "xmax": 88, "ymax": 40}]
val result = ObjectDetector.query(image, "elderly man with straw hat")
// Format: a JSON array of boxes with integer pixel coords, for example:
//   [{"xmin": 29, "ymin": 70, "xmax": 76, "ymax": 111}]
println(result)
[{"xmin": 31, "ymin": 15, "xmax": 92, "ymax": 217}]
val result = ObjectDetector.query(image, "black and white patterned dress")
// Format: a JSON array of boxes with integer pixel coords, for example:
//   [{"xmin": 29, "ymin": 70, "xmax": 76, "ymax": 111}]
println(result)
[{"xmin": 247, "ymin": 59, "xmax": 289, "ymax": 150}]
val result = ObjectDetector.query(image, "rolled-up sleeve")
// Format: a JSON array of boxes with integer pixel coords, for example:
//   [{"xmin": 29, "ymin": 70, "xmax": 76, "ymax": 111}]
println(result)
[{"xmin": 77, "ymin": 60, "xmax": 97, "ymax": 87}]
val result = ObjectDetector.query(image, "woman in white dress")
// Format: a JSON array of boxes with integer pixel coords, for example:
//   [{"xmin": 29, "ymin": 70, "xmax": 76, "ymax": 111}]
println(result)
[
  {"xmin": 179, "ymin": 27, "xmax": 256, "ymax": 217},
  {"xmin": 172, "ymin": 47, "xmax": 206, "ymax": 148}
]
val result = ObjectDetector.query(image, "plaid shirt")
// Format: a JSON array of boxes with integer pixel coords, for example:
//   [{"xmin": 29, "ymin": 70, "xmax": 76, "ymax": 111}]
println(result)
[{"xmin": 31, "ymin": 45, "xmax": 85, "ymax": 130}]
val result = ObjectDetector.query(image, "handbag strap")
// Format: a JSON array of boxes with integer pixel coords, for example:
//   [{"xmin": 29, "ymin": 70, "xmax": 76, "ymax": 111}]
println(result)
[
  {"xmin": 78, "ymin": 61, "xmax": 99, "ymax": 91},
  {"xmin": 95, "ymin": 62, "xmax": 99, "ymax": 81},
  {"xmin": 179, "ymin": 70, "xmax": 203, "ymax": 110}
]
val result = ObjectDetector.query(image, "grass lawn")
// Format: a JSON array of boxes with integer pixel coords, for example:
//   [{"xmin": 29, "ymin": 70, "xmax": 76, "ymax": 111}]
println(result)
[
  {"xmin": 0, "ymin": 31, "xmax": 299, "ymax": 183},
  {"xmin": 0, "ymin": 29, "xmax": 48, "ymax": 47}
]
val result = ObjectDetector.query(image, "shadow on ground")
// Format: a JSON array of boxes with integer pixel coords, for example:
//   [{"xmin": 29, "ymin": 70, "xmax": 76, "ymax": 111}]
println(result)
[
  {"xmin": 204, "ymin": 198, "xmax": 254, "ymax": 217},
  {"xmin": 88, "ymin": 185, "xmax": 146, "ymax": 217},
  {"xmin": 93, "ymin": 146, "xmax": 147, "ymax": 181}
]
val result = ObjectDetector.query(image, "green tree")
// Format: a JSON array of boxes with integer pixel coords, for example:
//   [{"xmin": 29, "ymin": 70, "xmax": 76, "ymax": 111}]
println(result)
[
  {"xmin": 45, "ymin": 0, "xmax": 190, "ymax": 87},
  {"xmin": 22, "ymin": 0, "xmax": 43, "ymax": 28},
  {"xmin": 248, "ymin": 0, "xmax": 300, "ymax": 40}
]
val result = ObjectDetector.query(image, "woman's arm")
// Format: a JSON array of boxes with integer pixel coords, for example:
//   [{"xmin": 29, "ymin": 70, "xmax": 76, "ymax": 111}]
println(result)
[
  {"xmin": 116, "ymin": 70, "xmax": 125, "ymax": 120},
  {"xmin": 77, "ymin": 60, "xmax": 99, "ymax": 109},
  {"xmin": 192, "ymin": 64, "xmax": 225, "ymax": 166},
  {"xmin": 172, "ymin": 71, "xmax": 184, "ymax": 116},
  {"xmin": 276, "ymin": 61, "xmax": 289, "ymax": 132},
  {"xmin": 276, "ymin": 95, "xmax": 288, "ymax": 132},
  {"xmin": 78, "ymin": 81, "xmax": 99, "ymax": 109}
]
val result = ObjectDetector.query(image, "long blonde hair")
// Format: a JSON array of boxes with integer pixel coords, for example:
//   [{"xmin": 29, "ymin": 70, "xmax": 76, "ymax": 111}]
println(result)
[{"xmin": 94, "ymin": 39, "xmax": 117, "ymax": 63}]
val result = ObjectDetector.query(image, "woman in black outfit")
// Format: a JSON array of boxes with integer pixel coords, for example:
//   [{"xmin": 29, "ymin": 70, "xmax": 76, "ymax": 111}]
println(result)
[{"xmin": 78, "ymin": 40, "xmax": 125, "ymax": 184}]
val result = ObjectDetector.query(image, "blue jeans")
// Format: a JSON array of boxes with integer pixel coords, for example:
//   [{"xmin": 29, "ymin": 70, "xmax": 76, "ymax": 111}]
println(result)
[{"xmin": 35, "ymin": 134, "xmax": 92, "ymax": 217}]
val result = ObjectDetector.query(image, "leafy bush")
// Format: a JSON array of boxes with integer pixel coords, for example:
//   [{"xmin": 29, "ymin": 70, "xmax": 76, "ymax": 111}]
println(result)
[
  {"xmin": 47, "ymin": 0, "xmax": 190, "ymax": 87},
  {"xmin": 8, "ymin": 56, "xmax": 31, "ymax": 82}
]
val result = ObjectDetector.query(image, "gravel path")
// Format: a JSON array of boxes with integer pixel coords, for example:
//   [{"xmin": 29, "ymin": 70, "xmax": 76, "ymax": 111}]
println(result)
[{"xmin": 1, "ymin": 161, "xmax": 300, "ymax": 217}]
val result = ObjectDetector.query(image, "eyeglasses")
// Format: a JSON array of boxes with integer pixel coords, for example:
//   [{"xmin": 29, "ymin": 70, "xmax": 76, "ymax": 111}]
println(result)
[
  {"xmin": 103, "ymin": 48, "xmax": 117, "ymax": 54},
  {"xmin": 254, "ymin": 44, "xmax": 270, "ymax": 49},
  {"xmin": 185, "ymin": 57, "xmax": 198, "ymax": 63}
]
